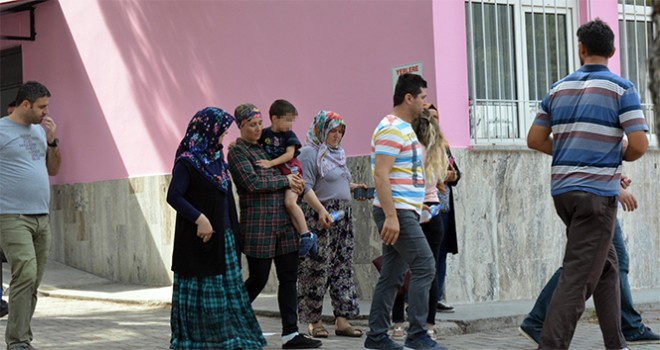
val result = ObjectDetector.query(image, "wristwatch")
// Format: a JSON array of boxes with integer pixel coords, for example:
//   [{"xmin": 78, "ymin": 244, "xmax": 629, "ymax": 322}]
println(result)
[{"xmin": 47, "ymin": 138, "xmax": 59, "ymax": 147}]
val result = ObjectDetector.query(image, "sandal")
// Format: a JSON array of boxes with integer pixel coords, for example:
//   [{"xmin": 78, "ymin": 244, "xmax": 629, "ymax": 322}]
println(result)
[
  {"xmin": 308, "ymin": 324, "xmax": 329, "ymax": 338},
  {"xmin": 335, "ymin": 326, "xmax": 363, "ymax": 338}
]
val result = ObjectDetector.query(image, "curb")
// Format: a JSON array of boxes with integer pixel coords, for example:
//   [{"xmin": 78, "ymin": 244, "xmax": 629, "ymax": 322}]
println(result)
[
  {"xmin": 38, "ymin": 288, "xmax": 171, "ymax": 308},
  {"xmin": 37, "ymin": 287, "xmax": 660, "ymax": 337}
]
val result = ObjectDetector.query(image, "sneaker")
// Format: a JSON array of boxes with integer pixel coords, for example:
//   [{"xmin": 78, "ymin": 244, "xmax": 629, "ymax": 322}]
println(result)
[
  {"xmin": 626, "ymin": 326, "xmax": 660, "ymax": 344},
  {"xmin": 308, "ymin": 233, "xmax": 318, "ymax": 257},
  {"xmin": 518, "ymin": 325, "xmax": 540, "ymax": 345},
  {"xmin": 403, "ymin": 333, "xmax": 448, "ymax": 350},
  {"xmin": 299, "ymin": 232, "xmax": 318, "ymax": 258},
  {"xmin": 436, "ymin": 301, "xmax": 454, "ymax": 313},
  {"xmin": 426, "ymin": 328, "xmax": 437, "ymax": 340},
  {"xmin": 392, "ymin": 326, "xmax": 406, "ymax": 340},
  {"xmin": 282, "ymin": 334, "xmax": 322, "ymax": 349},
  {"xmin": 364, "ymin": 336, "xmax": 403, "ymax": 350}
]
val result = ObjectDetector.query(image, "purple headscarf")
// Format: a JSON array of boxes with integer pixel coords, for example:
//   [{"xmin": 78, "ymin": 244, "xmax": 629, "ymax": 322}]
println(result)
[{"xmin": 174, "ymin": 107, "xmax": 234, "ymax": 192}]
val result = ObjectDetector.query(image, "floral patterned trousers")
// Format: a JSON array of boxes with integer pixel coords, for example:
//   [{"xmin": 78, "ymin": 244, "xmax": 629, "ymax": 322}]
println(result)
[{"xmin": 297, "ymin": 199, "xmax": 360, "ymax": 323}]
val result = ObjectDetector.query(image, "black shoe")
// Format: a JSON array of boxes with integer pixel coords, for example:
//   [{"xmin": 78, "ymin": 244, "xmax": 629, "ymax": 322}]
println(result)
[
  {"xmin": 518, "ymin": 325, "xmax": 540, "ymax": 345},
  {"xmin": 364, "ymin": 336, "xmax": 403, "ymax": 350},
  {"xmin": 0, "ymin": 300, "xmax": 8, "ymax": 318},
  {"xmin": 282, "ymin": 334, "xmax": 322, "ymax": 349},
  {"xmin": 403, "ymin": 333, "xmax": 448, "ymax": 350},
  {"xmin": 626, "ymin": 326, "xmax": 660, "ymax": 344},
  {"xmin": 436, "ymin": 301, "xmax": 454, "ymax": 313}
]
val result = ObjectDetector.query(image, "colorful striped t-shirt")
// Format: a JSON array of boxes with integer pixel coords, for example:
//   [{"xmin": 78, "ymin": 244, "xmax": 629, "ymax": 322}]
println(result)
[
  {"xmin": 371, "ymin": 115, "xmax": 425, "ymax": 214},
  {"xmin": 533, "ymin": 64, "xmax": 649, "ymax": 197}
]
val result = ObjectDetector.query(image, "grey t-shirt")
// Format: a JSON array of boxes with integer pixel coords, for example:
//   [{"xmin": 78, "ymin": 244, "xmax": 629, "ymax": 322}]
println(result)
[
  {"xmin": 299, "ymin": 146, "xmax": 352, "ymax": 203},
  {"xmin": 0, "ymin": 117, "xmax": 51, "ymax": 214}
]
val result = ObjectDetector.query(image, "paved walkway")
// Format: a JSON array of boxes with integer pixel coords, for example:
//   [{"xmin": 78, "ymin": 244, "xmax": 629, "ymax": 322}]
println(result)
[{"xmin": 1, "ymin": 261, "xmax": 659, "ymax": 349}]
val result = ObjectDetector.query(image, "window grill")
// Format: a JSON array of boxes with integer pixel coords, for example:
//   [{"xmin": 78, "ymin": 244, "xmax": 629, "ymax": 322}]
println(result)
[
  {"xmin": 465, "ymin": 0, "xmax": 656, "ymax": 144},
  {"xmin": 466, "ymin": 0, "xmax": 576, "ymax": 144},
  {"xmin": 619, "ymin": 0, "xmax": 657, "ymax": 138}
]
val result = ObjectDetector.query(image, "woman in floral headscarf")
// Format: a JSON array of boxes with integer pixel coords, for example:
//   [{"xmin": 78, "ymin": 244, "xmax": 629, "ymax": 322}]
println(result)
[
  {"xmin": 297, "ymin": 110, "xmax": 367, "ymax": 339},
  {"xmin": 166, "ymin": 107, "xmax": 266, "ymax": 349}
]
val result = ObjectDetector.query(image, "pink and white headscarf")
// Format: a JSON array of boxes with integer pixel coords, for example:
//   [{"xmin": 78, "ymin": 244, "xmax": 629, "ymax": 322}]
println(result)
[{"xmin": 305, "ymin": 110, "xmax": 347, "ymax": 178}]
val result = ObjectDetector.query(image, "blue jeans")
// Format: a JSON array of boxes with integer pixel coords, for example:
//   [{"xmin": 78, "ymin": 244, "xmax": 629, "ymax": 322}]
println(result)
[
  {"xmin": 367, "ymin": 207, "xmax": 435, "ymax": 341},
  {"xmin": 392, "ymin": 210, "xmax": 444, "ymax": 325},
  {"xmin": 522, "ymin": 218, "xmax": 645, "ymax": 339}
]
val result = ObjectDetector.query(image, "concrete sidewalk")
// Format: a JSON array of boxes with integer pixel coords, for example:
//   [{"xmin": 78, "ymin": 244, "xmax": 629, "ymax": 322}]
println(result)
[{"xmin": 5, "ymin": 260, "xmax": 660, "ymax": 337}]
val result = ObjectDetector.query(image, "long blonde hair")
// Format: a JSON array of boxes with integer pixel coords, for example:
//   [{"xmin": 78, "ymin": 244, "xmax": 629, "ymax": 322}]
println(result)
[{"xmin": 412, "ymin": 108, "xmax": 448, "ymax": 185}]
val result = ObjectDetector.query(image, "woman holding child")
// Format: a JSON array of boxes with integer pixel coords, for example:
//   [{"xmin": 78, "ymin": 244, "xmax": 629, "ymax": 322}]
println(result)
[
  {"xmin": 227, "ymin": 103, "xmax": 321, "ymax": 349},
  {"xmin": 297, "ymin": 110, "xmax": 366, "ymax": 339}
]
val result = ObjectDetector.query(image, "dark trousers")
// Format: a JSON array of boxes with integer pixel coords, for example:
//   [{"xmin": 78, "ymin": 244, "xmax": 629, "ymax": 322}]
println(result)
[
  {"xmin": 436, "ymin": 212, "xmax": 450, "ymax": 300},
  {"xmin": 392, "ymin": 210, "xmax": 444, "ymax": 325},
  {"xmin": 522, "ymin": 219, "xmax": 646, "ymax": 341},
  {"xmin": 539, "ymin": 191, "xmax": 625, "ymax": 350},
  {"xmin": 245, "ymin": 251, "xmax": 299, "ymax": 336}
]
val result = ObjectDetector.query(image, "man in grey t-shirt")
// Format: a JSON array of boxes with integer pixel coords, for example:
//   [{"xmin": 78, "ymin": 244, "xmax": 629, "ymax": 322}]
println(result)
[{"xmin": 0, "ymin": 81, "xmax": 61, "ymax": 350}]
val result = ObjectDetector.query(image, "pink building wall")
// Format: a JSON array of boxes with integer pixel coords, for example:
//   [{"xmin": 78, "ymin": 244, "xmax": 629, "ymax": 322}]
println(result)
[
  {"xmin": 1, "ymin": 0, "xmax": 627, "ymax": 185},
  {"xmin": 2, "ymin": 0, "xmax": 443, "ymax": 185},
  {"xmin": 0, "ymin": 9, "xmax": 25, "ymax": 42},
  {"xmin": 432, "ymin": 0, "xmax": 470, "ymax": 148},
  {"xmin": 579, "ymin": 0, "xmax": 621, "ymax": 75}
]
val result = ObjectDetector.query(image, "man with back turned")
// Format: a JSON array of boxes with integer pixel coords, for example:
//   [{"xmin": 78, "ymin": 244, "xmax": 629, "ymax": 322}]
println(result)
[{"xmin": 527, "ymin": 19, "xmax": 649, "ymax": 350}]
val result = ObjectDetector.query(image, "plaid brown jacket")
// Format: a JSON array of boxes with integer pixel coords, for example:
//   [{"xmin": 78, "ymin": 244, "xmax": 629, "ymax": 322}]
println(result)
[{"xmin": 227, "ymin": 138, "xmax": 298, "ymax": 258}]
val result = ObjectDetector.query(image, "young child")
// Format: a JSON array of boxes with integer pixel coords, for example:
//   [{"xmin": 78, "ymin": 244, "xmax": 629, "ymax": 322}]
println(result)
[{"xmin": 257, "ymin": 99, "xmax": 317, "ymax": 256}]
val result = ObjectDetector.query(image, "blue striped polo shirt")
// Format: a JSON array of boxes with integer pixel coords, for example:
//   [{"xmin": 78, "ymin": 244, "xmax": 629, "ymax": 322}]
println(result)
[{"xmin": 533, "ymin": 64, "xmax": 649, "ymax": 197}]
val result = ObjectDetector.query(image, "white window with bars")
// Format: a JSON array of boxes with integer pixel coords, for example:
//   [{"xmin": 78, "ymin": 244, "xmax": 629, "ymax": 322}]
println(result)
[
  {"xmin": 465, "ymin": 0, "xmax": 577, "ymax": 144},
  {"xmin": 618, "ymin": 0, "xmax": 657, "ymax": 140},
  {"xmin": 466, "ymin": 0, "xmax": 656, "ymax": 145}
]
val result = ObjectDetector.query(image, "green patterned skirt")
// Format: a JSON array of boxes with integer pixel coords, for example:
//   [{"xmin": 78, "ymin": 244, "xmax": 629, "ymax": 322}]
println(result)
[{"xmin": 170, "ymin": 228, "xmax": 266, "ymax": 349}]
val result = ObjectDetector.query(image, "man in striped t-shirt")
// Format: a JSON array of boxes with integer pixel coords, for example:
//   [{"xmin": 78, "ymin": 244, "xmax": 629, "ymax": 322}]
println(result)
[
  {"xmin": 527, "ymin": 19, "xmax": 649, "ymax": 350},
  {"xmin": 364, "ymin": 73, "xmax": 447, "ymax": 350}
]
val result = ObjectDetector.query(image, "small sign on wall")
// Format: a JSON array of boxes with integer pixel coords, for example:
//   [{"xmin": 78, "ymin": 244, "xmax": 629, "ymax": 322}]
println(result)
[{"xmin": 392, "ymin": 62, "xmax": 423, "ymax": 91}]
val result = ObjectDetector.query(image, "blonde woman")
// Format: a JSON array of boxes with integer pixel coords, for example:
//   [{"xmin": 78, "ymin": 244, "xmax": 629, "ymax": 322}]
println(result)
[
  {"xmin": 391, "ymin": 108, "xmax": 448, "ymax": 339},
  {"xmin": 427, "ymin": 104, "xmax": 461, "ymax": 314}
]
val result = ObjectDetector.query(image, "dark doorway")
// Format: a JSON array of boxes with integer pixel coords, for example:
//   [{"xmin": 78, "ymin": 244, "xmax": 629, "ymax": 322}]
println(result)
[{"xmin": 0, "ymin": 46, "xmax": 22, "ymax": 116}]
